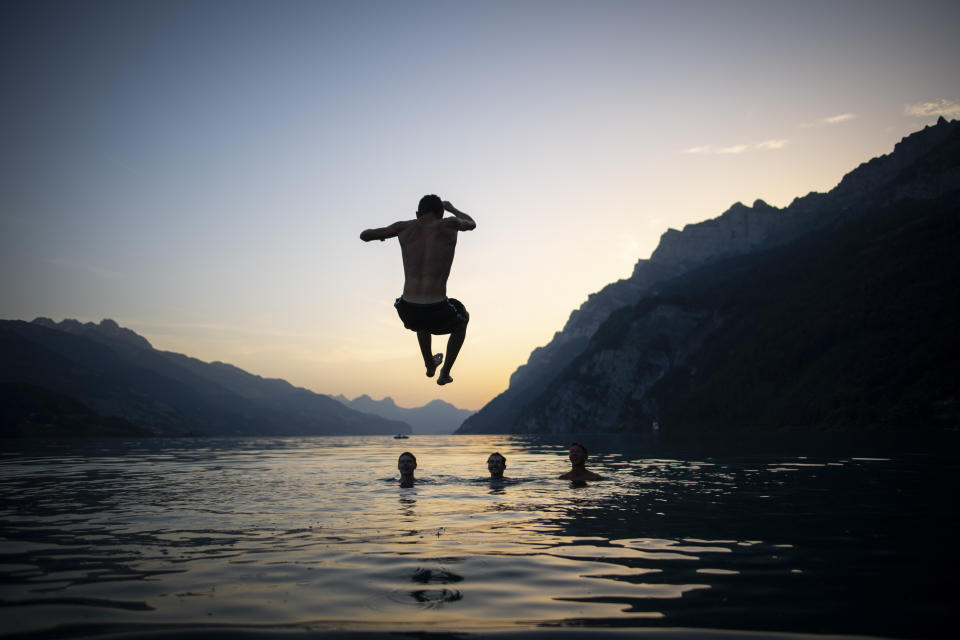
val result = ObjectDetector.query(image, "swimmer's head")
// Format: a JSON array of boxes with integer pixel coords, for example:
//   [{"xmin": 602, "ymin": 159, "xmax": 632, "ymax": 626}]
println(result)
[
  {"xmin": 416, "ymin": 194, "xmax": 443, "ymax": 218},
  {"xmin": 398, "ymin": 451, "xmax": 417, "ymax": 475},
  {"xmin": 569, "ymin": 442, "xmax": 588, "ymax": 466},
  {"xmin": 487, "ymin": 452, "xmax": 506, "ymax": 477}
]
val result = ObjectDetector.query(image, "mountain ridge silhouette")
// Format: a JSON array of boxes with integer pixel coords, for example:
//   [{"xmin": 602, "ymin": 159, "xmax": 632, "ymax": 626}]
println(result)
[
  {"xmin": 458, "ymin": 118, "xmax": 960, "ymax": 434},
  {"xmin": 1, "ymin": 318, "xmax": 412, "ymax": 437}
]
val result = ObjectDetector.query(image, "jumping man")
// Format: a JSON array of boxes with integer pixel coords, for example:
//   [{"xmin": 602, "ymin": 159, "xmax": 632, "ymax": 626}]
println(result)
[{"xmin": 360, "ymin": 195, "xmax": 476, "ymax": 385}]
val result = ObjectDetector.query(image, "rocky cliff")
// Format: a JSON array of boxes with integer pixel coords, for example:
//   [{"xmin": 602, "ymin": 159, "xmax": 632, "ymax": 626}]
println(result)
[
  {"xmin": 458, "ymin": 117, "xmax": 960, "ymax": 434},
  {"xmin": 515, "ymin": 302, "xmax": 720, "ymax": 433},
  {"xmin": 522, "ymin": 192, "xmax": 959, "ymax": 433}
]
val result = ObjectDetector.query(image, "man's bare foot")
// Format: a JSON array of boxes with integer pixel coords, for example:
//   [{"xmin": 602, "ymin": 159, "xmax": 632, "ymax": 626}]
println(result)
[
  {"xmin": 437, "ymin": 372, "xmax": 453, "ymax": 386},
  {"xmin": 426, "ymin": 353, "xmax": 443, "ymax": 377}
]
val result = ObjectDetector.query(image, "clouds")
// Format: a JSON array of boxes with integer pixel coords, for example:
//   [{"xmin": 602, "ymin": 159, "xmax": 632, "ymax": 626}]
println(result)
[
  {"xmin": 800, "ymin": 113, "xmax": 857, "ymax": 128},
  {"xmin": 686, "ymin": 110, "xmax": 861, "ymax": 155},
  {"xmin": 685, "ymin": 139, "xmax": 788, "ymax": 155},
  {"xmin": 905, "ymin": 99, "xmax": 960, "ymax": 119},
  {"xmin": 822, "ymin": 113, "xmax": 856, "ymax": 124},
  {"xmin": 755, "ymin": 139, "xmax": 789, "ymax": 150},
  {"xmin": 685, "ymin": 144, "xmax": 746, "ymax": 155}
]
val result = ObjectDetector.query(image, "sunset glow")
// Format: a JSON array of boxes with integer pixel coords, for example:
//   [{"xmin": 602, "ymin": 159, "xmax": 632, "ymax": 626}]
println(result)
[{"xmin": 2, "ymin": 0, "xmax": 957, "ymax": 410}]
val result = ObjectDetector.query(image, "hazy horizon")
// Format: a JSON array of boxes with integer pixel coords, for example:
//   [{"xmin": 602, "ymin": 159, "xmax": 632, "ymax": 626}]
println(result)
[{"xmin": 2, "ymin": 0, "xmax": 958, "ymax": 411}]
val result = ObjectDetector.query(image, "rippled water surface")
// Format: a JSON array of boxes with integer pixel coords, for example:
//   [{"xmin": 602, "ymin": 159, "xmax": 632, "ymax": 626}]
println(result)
[{"xmin": 1, "ymin": 434, "xmax": 957, "ymax": 639}]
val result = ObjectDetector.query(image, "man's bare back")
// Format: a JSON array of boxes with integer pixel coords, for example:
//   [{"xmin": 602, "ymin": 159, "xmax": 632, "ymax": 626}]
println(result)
[
  {"xmin": 397, "ymin": 214, "xmax": 463, "ymax": 303},
  {"xmin": 360, "ymin": 195, "xmax": 476, "ymax": 385}
]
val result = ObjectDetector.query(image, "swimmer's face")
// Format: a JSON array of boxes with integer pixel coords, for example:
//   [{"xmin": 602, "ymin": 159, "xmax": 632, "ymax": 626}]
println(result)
[
  {"xmin": 398, "ymin": 454, "xmax": 417, "ymax": 475},
  {"xmin": 487, "ymin": 455, "xmax": 506, "ymax": 477},
  {"xmin": 569, "ymin": 444, "xmax": 587, "ymax": 466}
]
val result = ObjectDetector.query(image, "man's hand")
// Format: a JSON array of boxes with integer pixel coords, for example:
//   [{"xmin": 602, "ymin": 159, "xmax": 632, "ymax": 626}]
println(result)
[{"xmin": 441, "ymin": 201, "xmax": 476, "ymax": 231}]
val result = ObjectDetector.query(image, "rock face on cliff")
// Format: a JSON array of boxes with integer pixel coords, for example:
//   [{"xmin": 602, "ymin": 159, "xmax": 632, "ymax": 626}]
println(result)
[
  {"xmin": 515, "ymin": 303, "xmax": 720, "ymax": 433},
  {"xmin": 458, "ymin": 118, "xmax": 960, "ymax": 434},
  {"xmin": 523, "ymin": 192, "xmax": 959, "ymax": 433}
]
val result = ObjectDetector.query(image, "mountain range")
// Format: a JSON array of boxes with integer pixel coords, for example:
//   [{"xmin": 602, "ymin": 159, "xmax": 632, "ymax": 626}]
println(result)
[
  {"xmin": 334, "ymin": 394, "xmax": 475, "ymax": 434},
  {"xmin": 5, "ymin": 120, "xmax": 957, "ymax": 438},
  {"xmin": 0, "ymin": 318, "xmax": 411, "ymax": 437},
  {"xmin": 458, "ymin": 117, "xmax": 960, "ymax": 434}
]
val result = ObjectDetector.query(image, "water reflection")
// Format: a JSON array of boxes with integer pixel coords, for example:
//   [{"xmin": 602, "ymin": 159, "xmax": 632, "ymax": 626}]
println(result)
[
  {"xmin": 501, "ymin": 434, "xmax": 960, "ymax": 638},
  {"xmin": 402, "ymin": 566, "xmax": 464, "ymax": 608},
  {"xmin": 0, "ymin": 434, "xmax": 957, "ymax": 639},
  {"xmin": 397, "ymin": 493, "xmax": 417, "ymax": 518},
  {"xmin": 487, "ymin": 481, "xmax": 506, "ymax": 495}
]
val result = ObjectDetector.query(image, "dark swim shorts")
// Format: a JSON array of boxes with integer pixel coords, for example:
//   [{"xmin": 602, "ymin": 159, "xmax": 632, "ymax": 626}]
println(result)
[{"xmin": 394, "ymin": 298, "xmax": 469, "ymax": 335}]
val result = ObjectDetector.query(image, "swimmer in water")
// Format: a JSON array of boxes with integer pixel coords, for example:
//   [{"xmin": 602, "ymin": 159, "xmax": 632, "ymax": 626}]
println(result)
[
  {"xmin": 487, "ymin": 452, "xmax": 506, "ymax": 480},
  {"xmin": 398, "ymin": 451, "xmax": 417, "ymax": 487},
  {"xmin": 558, "ymin": 442, "xmax": 602, "ymax": 481}
]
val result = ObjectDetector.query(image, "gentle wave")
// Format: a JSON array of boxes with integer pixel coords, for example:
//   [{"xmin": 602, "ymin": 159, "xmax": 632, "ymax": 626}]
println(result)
[{"xmin": 1, "ymin": 434, "xmax": 955, "ymax": 639}]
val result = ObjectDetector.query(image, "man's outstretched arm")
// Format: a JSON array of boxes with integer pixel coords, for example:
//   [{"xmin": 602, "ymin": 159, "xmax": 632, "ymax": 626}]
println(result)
[
  {"xmin": 442, "ymin": 201, "xmax": 476, "ymax": 231},
  {"xmin": 360, "ymin": 221, "xmax": 407, "ymax": 242}
]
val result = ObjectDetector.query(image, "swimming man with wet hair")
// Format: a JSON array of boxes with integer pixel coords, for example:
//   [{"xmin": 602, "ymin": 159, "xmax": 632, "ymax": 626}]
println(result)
[
  {"xmin": 559, "ymin": 442, "xmax": 602, "ymax": 481},
  {"xmin": 398, "ymin": 451, "xmax": 417, "ymax": 487},
  {"xmin": 360, "ymin": 195, "xmax": 476, "ymax": 386},
  {"xmin": 487, "ymin": 452, "xmax": 506, "ymax": 480}
]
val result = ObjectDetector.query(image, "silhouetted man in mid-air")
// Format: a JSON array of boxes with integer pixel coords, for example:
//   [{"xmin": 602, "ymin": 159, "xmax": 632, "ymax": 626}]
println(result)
[{"xmin": 360, "ymin": 195, "xmax": 476, "ymax": 385}]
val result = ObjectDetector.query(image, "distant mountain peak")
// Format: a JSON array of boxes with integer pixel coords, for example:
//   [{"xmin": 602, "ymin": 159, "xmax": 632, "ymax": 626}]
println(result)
[
  {"xmin": 334, "ymin": 394, "xmax": 475, "ymax": 434},
  {"xmin": 32, "ymin": 317, "xmax": 152, "ymax": 350}
]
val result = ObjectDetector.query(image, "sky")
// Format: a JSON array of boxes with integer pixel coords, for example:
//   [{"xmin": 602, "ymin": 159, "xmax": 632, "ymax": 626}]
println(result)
[{"xmin": 1, "ymin": 0, "xmax": 958, "ymax": 411}]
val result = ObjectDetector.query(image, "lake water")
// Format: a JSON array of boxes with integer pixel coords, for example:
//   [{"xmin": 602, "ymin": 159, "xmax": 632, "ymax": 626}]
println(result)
[{"xmin": 1, "ymin": 434, "xmax": 957, "ymax": 639}]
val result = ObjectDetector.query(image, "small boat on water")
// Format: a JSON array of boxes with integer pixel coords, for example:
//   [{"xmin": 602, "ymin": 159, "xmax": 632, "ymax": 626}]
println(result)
[{"xmin": 393, "ymin": 434, "xmax": 409, "ymax": 439}]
